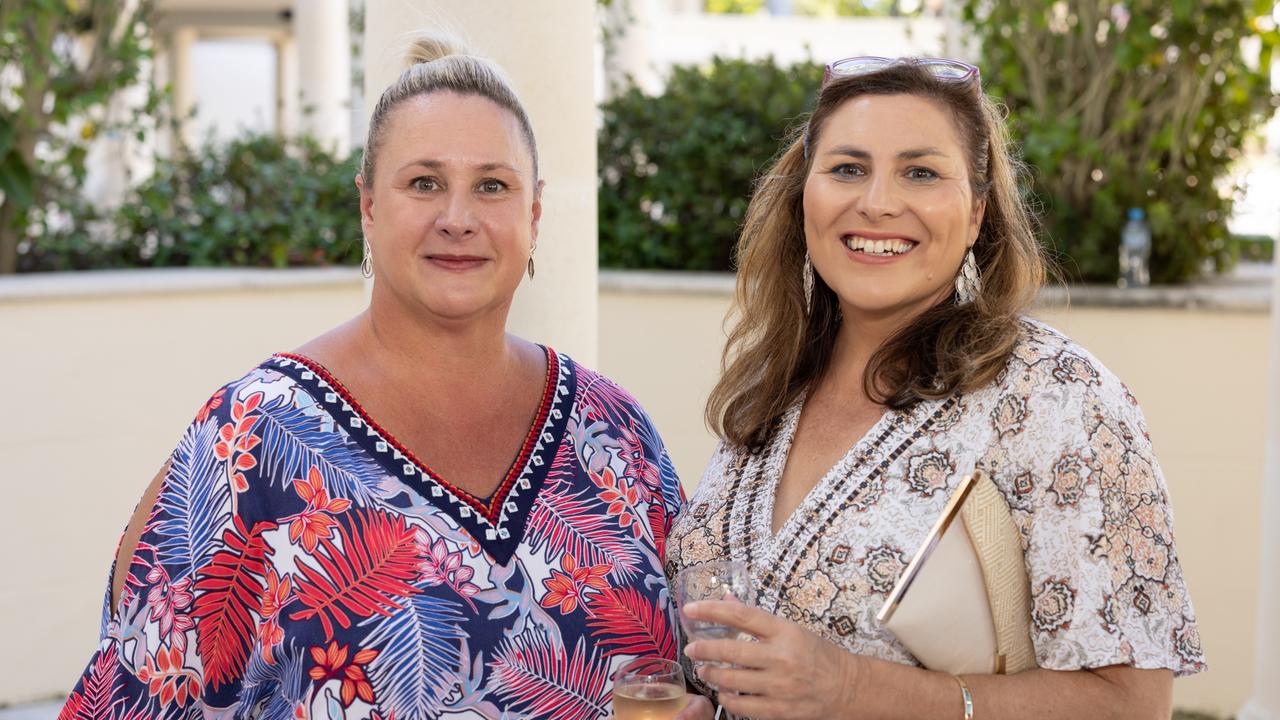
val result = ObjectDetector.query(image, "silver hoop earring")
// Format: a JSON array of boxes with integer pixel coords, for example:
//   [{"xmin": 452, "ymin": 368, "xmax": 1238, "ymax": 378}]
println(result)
[
  {"xmin": 802, "ymin": 252, "xmax": 815, "ymax": 313},
  {"xmin": 361, "ymin": 239, "xmax": 373, "ymax": 279},
  {"xmin": 955, "ymin": 248, "xmax": 981, "ymax": 304}
]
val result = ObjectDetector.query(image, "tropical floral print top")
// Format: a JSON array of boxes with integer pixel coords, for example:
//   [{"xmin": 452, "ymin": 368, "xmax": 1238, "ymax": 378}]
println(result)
[
  {"xmin": 667, "ymin": 319, "xmax": 1204, "ymax": 689},
  {"xmin": 60, "ymin": 347, "xmax": 684, "ymax": 720}
]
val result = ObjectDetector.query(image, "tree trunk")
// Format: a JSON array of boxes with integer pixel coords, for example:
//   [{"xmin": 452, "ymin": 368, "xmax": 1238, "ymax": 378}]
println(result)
[{"xmin": 0, "ymin": 201, "xmax": 18, "ymax": 274}]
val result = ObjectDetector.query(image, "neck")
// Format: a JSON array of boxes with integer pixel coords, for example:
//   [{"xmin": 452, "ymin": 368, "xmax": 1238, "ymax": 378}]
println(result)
[
  {"xmin": 824, "ymin": 301, "xmax": 930, "ymax": 400},
  {"xmin": 358, "ymin": 286, "xmax": 522, "ymax": 384}
]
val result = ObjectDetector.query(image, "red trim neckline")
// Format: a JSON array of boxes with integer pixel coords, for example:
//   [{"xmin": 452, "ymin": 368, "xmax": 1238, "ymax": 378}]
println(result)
[{"xmin": 274, "ymin": 347, "xmax": 560, "ymax": 524}]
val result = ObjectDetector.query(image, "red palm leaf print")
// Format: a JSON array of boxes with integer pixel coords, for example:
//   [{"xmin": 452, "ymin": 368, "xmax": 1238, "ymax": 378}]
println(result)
[
  {"xmin": 289, "ymin": 510, "xmax": 421, "ymax": 640},
  {"xmin": 526, "ymin": 482, "xmax": 643, "ymax": 580},
  {"xmin": 489, "ymin": 633, "xmax": 611, "ymax": 720},
  {"xmin": 61, "ymin": 644, "xmax": 123, "ymax": 720},
  {"xmin": 193, "ymin": 516, "xmax": 275, "ymax": 692},
  {"xmin": 647, "ymin": 502, "xmax": 669, "ymax": 562},
  {"xmin": 585, "ymin": 586, "xmax": 676, "ymax": 659}
]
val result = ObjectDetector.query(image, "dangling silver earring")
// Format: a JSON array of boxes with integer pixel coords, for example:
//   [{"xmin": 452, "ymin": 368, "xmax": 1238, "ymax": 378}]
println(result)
[
  {"xmin": 802, "ymin": 252, "xmax": 815, "ymax": 313},
  {"xmin": 361, "ymin": 238, "xmax": 373, "ymax": 279},
  {"xmin": 955, "ymin": 248, "xmax": 981, "ymax": 304},
  {"xmin": 527, "ymin": 255, "xmax": 536, "ymax": 279}
]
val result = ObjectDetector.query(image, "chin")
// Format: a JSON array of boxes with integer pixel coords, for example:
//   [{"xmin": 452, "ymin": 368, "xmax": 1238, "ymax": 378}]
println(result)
[
  {"xmin": 420, "ymin": 283, "xmax": 520, "ymax": 321},
  {"xmin": 835, "ymin": 287, "xmax": 944, "ymax": 319}
]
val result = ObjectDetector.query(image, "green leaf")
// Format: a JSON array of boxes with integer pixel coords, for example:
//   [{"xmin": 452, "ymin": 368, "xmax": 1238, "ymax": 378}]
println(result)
[{"xmin": 0, "ymin": 151, "xmax": 36, "ymax": 208}]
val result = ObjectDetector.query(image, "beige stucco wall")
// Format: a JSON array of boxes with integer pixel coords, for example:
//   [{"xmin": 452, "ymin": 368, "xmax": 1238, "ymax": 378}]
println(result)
[
  {"xmin": 0, "ymin": 271, "xmax": 1269, "ymax": 716},
  {"xmin": 0, "ymin": 275, "xmax": 366, "ymax": 706}
]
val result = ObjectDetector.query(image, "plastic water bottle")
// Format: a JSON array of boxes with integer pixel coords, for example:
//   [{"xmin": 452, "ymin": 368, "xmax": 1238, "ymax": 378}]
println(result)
[{"xmin": 1119, "ymin": 208, "xmax": 1151, "ymax": 288}]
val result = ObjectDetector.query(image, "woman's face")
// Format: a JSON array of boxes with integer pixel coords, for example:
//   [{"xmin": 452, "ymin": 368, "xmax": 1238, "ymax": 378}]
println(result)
[
  {"xmin": 803, "ymin": 93, "xmax": 984, "ymax": 323},
  {"xmin": 357, "ymin": 91, "xmax": 541, "ymax": 323}
]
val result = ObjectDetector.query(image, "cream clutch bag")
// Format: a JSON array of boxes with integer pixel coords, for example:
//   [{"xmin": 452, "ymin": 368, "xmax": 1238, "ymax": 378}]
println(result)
[{"xmin": 876, "ymin": 471, "xmax": 1037, "ymax": 675}]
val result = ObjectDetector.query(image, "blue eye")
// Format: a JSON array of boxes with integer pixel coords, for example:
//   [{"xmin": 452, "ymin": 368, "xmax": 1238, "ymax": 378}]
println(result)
[
  {"xmin": 831, "ymin": 163, "xmax": 865, "ymax": 178},
  {"xmin": 906, "ymin": 167, "xmax": 939, "ymax": 181}
]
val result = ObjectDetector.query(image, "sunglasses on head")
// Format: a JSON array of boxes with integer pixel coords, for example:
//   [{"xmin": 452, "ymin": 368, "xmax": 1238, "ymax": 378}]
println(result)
[{"xmin": 822, "ymin": 56, "xmax": 980, "ymax": 87}]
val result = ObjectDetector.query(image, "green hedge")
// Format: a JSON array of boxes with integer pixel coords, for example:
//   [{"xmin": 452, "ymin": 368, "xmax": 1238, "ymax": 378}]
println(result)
[
  {"xmin": 599, "ymin": 32, "xmax": 1276, "ymax": 282},
  {"xmin": 599, "ymin": 56, "xmax": 822, "ymax": 271},
  {"xmin": 18, "ymin": 133, "xmax": 361, "ymax": 272}
]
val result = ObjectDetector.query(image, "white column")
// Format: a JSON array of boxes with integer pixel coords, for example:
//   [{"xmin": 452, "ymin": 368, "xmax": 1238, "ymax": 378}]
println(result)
[
  {"xmin": 363, "ymin": 0, "xmax": 598, "ymax": 366},
  {"xmin": 604, "ymin": 0, "xmax": 661, "ymax": 96},
  {"xmin": 294, "ymin": 0, "xmax": 351, "ymax": 154},
  {"xmin": 168, "ymin": 25, "xmax": 198, "ymax": 148},
  {"xmin": 275, "ymin": 35, "xmax": 299, "ymax": 139},
  {"xmin": 1239, "ymin": 226, "xmax": 1280, "ymax": 719}
]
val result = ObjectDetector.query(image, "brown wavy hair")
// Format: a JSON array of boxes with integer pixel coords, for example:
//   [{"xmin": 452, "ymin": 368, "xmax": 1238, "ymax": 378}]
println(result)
[{"xmin": 706, "ymin": 62, "xmax": 1046, "ymax": 449}]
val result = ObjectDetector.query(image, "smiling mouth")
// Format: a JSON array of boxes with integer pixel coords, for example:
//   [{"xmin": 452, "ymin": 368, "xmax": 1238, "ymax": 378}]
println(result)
[
  {"xmin": 424, "ymin": 254, "xmax": 489, "ymax": 269},
  {"xmin": 842, "ymin": 235, "xmax": 918, "ymax": 257}
]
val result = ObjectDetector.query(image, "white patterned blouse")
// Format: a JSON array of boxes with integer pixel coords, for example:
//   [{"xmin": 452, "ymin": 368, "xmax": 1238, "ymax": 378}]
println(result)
[{"xmin": 667, "ymin": 319, "xmax": 1205, "ymax": 684}]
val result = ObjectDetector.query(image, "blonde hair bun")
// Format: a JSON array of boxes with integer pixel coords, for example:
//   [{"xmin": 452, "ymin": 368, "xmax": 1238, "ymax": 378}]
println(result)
[{"xmin": 401, "ymin": 30, "xmax": 470, "ymax": 69}]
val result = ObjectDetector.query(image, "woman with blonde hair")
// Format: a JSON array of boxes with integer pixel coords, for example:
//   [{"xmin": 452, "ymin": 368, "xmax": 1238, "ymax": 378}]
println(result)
[
  {"xmin": 59, "ymin": 33, "xmax": 683, "ymax": 720},
  {"xmin": 668, "ymin": 57, "xmax": 1203, "ymax": 719}
]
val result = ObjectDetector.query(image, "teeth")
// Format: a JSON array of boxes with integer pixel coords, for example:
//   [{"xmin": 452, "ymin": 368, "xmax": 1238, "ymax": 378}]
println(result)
[{"xmin": 844, "ymin": 235, "xmax": 914, "ymax": 255}]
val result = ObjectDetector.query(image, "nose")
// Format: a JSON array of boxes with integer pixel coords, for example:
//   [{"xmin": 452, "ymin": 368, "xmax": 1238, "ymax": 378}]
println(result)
[
  {"xmin": 434, "ymin": 189, "xmax": 477, "ymax": 239},
  {"xmin": 856, "ymin": 171, "xmax": 904, "ymax": 221}
]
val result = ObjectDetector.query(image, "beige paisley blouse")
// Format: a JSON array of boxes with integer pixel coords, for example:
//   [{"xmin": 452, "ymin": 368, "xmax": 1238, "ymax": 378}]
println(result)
[{"xmin": 667, "ymin": 319, "xmax": 1205, "ymax": 679}]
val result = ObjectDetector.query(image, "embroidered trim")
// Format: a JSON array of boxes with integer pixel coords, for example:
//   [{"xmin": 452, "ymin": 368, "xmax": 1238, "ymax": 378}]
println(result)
[{"xmin": 264, "ymin": 348, "xmax": 576, "ymax": 563}]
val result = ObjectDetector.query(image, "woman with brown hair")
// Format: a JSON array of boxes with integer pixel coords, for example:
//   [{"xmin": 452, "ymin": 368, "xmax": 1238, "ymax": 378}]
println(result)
[{"xmin": 668, "ymin": 57, "xmax": 1203, "ymax": 719}]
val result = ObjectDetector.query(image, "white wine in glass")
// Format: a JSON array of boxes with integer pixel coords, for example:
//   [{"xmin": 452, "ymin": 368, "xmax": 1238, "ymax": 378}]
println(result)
[{"xmin": 612, "ymin": 657, "xmax": 688, "ymax": 720}]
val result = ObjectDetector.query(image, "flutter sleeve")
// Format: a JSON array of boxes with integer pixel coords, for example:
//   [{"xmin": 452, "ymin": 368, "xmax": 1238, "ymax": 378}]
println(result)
[
  {"xmin": 59, "ymin": 383, "xmax": 270, "ymax": 719},
  {"xmin": 987, "ymin": 342, "xmax": 1206, "ymax": 676}
]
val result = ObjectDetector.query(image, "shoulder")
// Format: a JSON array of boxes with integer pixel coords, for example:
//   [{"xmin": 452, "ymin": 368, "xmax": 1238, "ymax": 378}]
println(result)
[
  {"xmin": 563, "ymin": 354, "xmax": 651, "ymax": 421},
  {"xmin": 1002, "ymin": 318, "xmax": 1140, "ymax": 408},
  {"xmin": 978, "ymin": 318, "xmax": 1154, "ymax": 462},
  {"xmin": 190, "ymin": 356, "xmax": 314, "ymax": 426}
]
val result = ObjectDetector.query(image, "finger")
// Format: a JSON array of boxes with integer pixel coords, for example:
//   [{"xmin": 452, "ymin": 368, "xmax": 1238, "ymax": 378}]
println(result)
[
  {"xmin": 685, "ymin": 638, "xmax": 772, "ymax": 669},
  {"xmin": 718, "ymin": 691, "xmax": 782, "ymax": 720},
  {"xmin": 673, "ymin": 694, "xmax": 715, "ymax": 720},
  {"xmin": 694, "ymin": 663, "xmax": 768, "ymax": 697},
  {"xmin": 683, "ymin": 599, "xmax": 780, "ymax": 639}
]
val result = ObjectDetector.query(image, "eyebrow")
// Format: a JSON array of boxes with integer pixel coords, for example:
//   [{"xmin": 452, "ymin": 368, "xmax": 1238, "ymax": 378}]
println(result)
[
  {"xmin": 399, "ymin": 159, "xmax": 521, "ymax": 174},
  {"xmin": 824, "ymin": 145, "xmax": 950, "ymax": 160}
]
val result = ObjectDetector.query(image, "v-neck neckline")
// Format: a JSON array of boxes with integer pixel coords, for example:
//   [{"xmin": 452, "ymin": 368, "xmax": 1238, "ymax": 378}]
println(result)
[
  {"xmin": 264, "ymin": 347, "xmax": 577, "ymax": 564},
  {"xmin": 757, "ymin": 394, "xmax": 901, "ymax": 540},
  {"xmin": 724, "ymin": 393, "xmax": 960, "ymax": 613},
  {"xmin": 756, "ymin": 395, "xmax": 901, "ymax": 546}
]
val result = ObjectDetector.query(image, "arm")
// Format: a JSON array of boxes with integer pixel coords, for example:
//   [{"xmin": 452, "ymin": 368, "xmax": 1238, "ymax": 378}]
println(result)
[
  {"xmin": 861, "ymin": 655, "xmax": 1172, "ymax": 720},
  {"xmin": 111, "ymin": 460, "xmax": 171, "ymax": 610},
  {"xmin": 61, "ymin": 386, "xmax": 260, "ymax": 720},
  {"xmin": 683, "ymin": 600, "xmax": 1173, "ymax": 720}
]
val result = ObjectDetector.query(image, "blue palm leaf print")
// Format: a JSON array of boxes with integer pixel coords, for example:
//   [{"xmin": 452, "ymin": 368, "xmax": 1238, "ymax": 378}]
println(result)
[
  {"xmin": 235, "ymin": 643, "xmax": 306, "ymax": 720},
  {"xmin": 362, "ymin": 594, "xmax": 467, "ymax": 720},
  {"xmin": 255, "ymin": 395, "xmax": 384, "ymax": 505},
  {"xmin": 153, "ymin": 417, "xmax": 231, "ymax": 579}
]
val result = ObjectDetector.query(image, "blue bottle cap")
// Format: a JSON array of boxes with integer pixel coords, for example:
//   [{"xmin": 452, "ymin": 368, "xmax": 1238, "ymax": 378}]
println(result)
[{"xmin": 1128, "ymin": 208, "xmax": 1145, "ymax": 221}]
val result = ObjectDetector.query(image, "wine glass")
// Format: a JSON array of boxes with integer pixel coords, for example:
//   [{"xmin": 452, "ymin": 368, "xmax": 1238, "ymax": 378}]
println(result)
[
  {"xmin": 612, "ymin": 657, "xmax": 688, "ymax": 720},
  {"xmin": 673, "ymin": 560, "xmax": 753, "ymax": 642}
]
